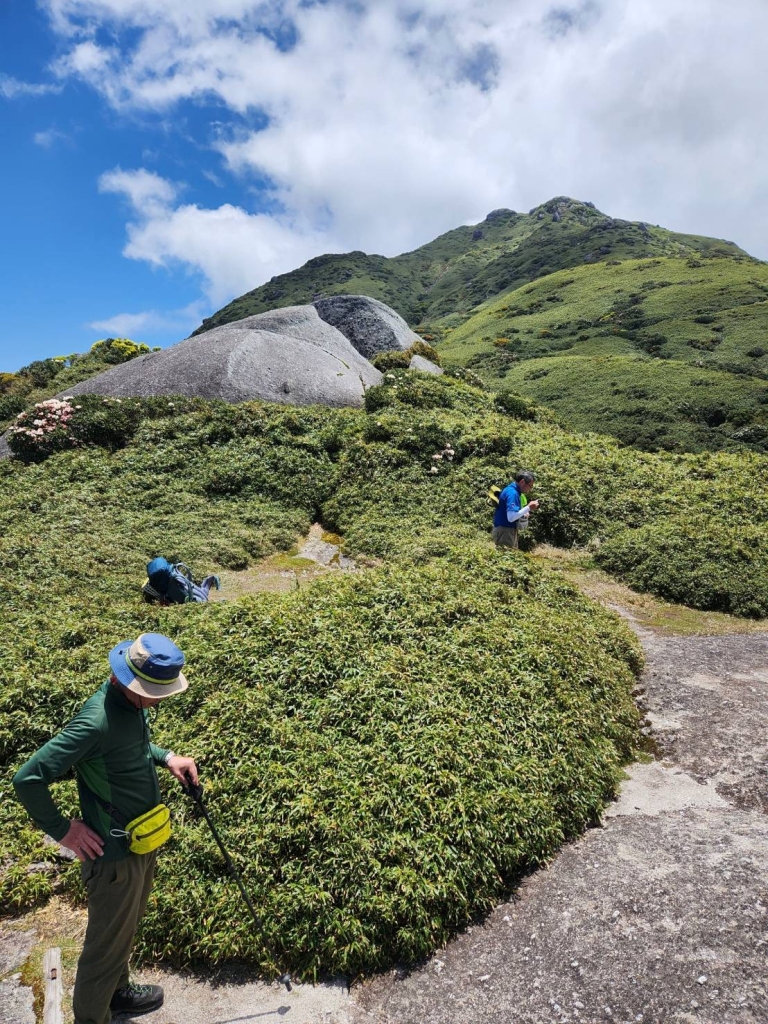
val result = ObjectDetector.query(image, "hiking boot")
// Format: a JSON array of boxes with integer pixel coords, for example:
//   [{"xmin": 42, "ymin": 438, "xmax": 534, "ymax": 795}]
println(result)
[{"xmin": 110, "ymin": 982, "xmax": 164, "ymax": 1016}]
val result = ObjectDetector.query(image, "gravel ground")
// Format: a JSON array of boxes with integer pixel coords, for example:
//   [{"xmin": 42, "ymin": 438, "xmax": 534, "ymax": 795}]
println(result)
[{"xmin": 0, "ymin": 928, "xmax": 35, "ymax": 1024}]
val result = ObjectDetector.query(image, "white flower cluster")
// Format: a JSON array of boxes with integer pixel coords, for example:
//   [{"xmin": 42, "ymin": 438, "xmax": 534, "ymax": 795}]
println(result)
[
  {"xmin": 8, "ymin": 398, "xmax": 75, "ymax": 442},
  {"xmin": 384, "ymin": 372, "xmax": 404, "ymax": 394},
  {"xmin": 429, "ymin": 444, "xmax": 455, "ymax": 474}
]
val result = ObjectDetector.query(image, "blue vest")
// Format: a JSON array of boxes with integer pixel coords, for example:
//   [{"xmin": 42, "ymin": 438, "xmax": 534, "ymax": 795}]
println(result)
[{"xmin": 493, "ymin": 482, "xmax": 522, "ymax": 528}]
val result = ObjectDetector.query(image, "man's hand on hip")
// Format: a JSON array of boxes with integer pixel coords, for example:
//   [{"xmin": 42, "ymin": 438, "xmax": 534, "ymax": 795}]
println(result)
[
  {"xmin": 165, "ymin": 755, "xmax": 198, "ymax": 787},
  {"xmin": 61, "ymin": 819, "xmax": 104, "ymax": 862}
]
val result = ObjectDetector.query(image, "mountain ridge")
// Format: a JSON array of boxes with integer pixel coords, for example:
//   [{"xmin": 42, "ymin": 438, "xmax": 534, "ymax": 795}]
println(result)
[{"xmin": 194, "ymin": 197, "xmax": 750, "ymax": 335}]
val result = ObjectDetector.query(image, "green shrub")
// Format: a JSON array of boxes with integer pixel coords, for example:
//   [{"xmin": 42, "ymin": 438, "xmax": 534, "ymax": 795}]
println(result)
[
  {"xmin": 595, "ymin": 516, "xmax": 768, "ymax": 617},
  {"xmin": 493, "ymin": 389, "xmax": 539, "ymax": 420},
  {"xmin": 1, "ymin": 378, "xmax": 765, "ymax": 980},
  {"xmin": 372, "ymin": 340, "xmax": 441, "ymax": 372},
  {"xmin": 6, "ymin": 395, "xmax": 142, "ymax": 461},
  {"xmin": 2, "ymin": 537, "xmax": 640, "ymax": 977},
  {"xmin": 6, "ymin": 398, "xmax": 78, "ymax": 461},
  {"xmin": 0, "ymin": 392, "xmax": 27, "ymax": 423},
  {"xmin": 499, "ymin": 355, "xmax": 768, "ymax": 454},
  {"xmin": 0, "ymin": 342, "xmax": 162, "ymax": 433},
  {"xmin": 372, "ymin": 350, "xmax": 410, "ymax": 371},
  {"xmin": 0, "ymin": 372, "xmax": 19, "ymax": 395},
  {"xmin": 365, "ymin": 371, "xmax": 490, "ymax": 415},
  {"xmin": 17, "ymin": 358, "xmax": 63, "ymax": 388},
  {"xmin": 91, "ymin": 337, "xmax": 151, "ymax": 364},
  {"xmin": 410, "ymin": 339, "xmax": 441, "ymax": 365},
  {"xmin": 442, "ymin": 366, "xmax": 487, "ymax": 390}
]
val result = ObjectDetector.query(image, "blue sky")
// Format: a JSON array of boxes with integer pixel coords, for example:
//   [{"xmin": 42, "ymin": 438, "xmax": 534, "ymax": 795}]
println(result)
[
  {"xmin": 2, "ymin": 0, "xmax": 767, "ymax": 374},
  {"xmin": 0, "ymin": 1, "xmax": 260, "ymax": 369}
]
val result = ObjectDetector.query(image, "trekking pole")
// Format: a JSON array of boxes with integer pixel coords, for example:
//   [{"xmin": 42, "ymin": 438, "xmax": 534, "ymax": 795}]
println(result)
[{"xmin": 182, "ymin": 772, "xmax": 293, "ymax": 992}]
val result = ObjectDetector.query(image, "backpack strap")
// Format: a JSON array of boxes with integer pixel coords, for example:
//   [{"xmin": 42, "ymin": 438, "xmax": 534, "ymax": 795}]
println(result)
[
  {"xmin": 142, "ymin": 578, "xmax": 165, "ymax": 603},
  {"xmin": 172, "ymin": 563, "xmax": 196, "ymax": 602},
  {"xmin": 79, "ymin": 776, "xmax": 128, "ymax": 830}
]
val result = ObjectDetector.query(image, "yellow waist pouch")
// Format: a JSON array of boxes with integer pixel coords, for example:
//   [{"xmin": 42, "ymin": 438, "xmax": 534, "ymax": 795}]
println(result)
[{"xmin": 111, "ymin": 804, "xmax": 171, "ymax": 854}]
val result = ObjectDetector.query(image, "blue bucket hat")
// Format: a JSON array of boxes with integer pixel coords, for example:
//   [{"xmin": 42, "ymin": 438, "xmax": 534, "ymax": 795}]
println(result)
[{"xmin": 109, "ymin": 633, "xmax": 188, "ymax": 699}]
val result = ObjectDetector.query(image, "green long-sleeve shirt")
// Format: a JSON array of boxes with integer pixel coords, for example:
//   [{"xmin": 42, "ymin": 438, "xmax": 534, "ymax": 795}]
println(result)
[{"xmin": 13, "ymin": 680, "xmax": 170, "ymax": 860}]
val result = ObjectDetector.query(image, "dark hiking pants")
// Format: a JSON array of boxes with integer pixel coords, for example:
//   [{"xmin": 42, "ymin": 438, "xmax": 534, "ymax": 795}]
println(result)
[
  {"xmin": 73, "ymin": 851, "xmax": 158, "ymax": 1024},
  {"xmin": 491, "ymin": 526, "xmax": 519, "ymax": 549}
]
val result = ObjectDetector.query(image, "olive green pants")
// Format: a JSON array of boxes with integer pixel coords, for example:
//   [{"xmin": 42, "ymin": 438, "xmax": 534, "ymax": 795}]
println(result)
[
  {"xmin": 492, "ymin": 526, "xmax": 519, "ymax": 549},
  {"xmin": 73, "ymin": 851, "xmax": 158, "ymax": 1024}
]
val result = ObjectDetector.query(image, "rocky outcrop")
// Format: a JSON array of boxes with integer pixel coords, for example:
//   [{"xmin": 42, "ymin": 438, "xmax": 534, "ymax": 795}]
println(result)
[
  {"xmin": 409, "ymin": 354, "xmax": 443, "ymax": 375},
  {"xmin": 312, "ymin": 295, "xmax": 421, "ymax": 360},
  {"xmin": 63, "ymin": 305, "xmax": 381, "ymax": 408},
  {"xmin": 485, "ymin": 209, "xmax": 515, "ymax": 222},
  {"xmin": 2, "ymin": 298, "xmax": 434, "ymax": 458}
]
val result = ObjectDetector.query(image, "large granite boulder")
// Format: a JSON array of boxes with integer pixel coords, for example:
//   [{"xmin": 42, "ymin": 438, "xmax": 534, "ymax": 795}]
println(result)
[
  {"xmin": 409, "ymin": 354, "xmax": 443, "ymax": 375},
  {"xmin": 1, "ymin": 302, "xmax": 428, "ymax": 458},
  {"xmin": 62, "ymin": 306, "xmax": 381, "ymax": 408},
  {"xmin": 312, "ymin": 295, "xmax": 422, "ymax": 360}
]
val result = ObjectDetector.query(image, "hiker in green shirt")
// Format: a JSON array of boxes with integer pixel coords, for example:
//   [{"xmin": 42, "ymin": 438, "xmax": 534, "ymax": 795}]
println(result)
[{"xmin": 13, "ymin": 633, "xmax": 197, "ymax": 1024}]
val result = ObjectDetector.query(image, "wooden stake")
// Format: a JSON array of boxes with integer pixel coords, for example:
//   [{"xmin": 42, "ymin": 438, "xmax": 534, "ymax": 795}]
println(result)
[{"xmin": 43, "ymin": 947, "xmax": 63, "ymax": 1024}]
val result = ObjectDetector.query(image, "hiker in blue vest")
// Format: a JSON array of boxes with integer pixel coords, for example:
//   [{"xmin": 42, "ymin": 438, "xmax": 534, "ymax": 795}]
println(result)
[{"xmin": 492, "ymin": 469, "xmax": 540, "ymax": 549}]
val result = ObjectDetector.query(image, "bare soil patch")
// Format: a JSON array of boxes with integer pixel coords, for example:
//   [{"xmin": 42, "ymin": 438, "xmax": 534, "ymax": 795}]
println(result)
[{"xmin": 209, "ymin": 524, "xmax": 357, "ymax": 599}]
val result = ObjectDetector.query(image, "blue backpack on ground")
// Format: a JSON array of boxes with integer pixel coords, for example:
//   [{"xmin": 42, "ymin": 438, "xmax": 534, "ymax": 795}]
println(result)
[{"xmin": 143, "ymin": 557, "xmax": 220, "ymax": 605}]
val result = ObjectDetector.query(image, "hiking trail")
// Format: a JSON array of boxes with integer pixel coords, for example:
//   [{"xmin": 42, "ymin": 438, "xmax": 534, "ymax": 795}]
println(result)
[{"xmin": 1, "ymin": 553, "xmax": 765, "ymax": 1024}]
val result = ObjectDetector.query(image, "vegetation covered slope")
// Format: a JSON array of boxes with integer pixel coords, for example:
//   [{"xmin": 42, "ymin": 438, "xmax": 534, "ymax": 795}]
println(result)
[
  {"xmin": 195, "ymin": 198, "xmax": 746, "ymax": 335},
  {"xmin": 1, "ymin": 374, "xmax": 766, "ymax": 978},
  {"xmin": 189, "ymin": 199, "xmax": 767, "ymax": 456},
  {"xmin": 496, "ymin": 355, "xmax": 767, "ymax": 453},
  {"xmin": 433, "ymin": 255, "xmax": 768, "ymax": 452},
  {"xmin": 437, "ymin": 255, "xmax": 768, "ymax": 378}
]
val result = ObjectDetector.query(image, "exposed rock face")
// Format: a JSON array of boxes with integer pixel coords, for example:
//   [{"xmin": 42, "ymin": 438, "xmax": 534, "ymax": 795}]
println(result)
[
  {"xmin": 409, "ymin": 354, "xmax": 443, "ymax": 375},
  {"xmin": 1, "ymin": 297, "xmax": 431, "ymax": 457},
  {"xmin": 312, "ymin": 295, "xmax": 421, "ymax": 360},
  {"xmin": 63, "ymin": 306, "xmax": 381, "ymax": 408},
  {"xmin": 485, "ymin": 208, "xmax": 515, "ymax": 222}
]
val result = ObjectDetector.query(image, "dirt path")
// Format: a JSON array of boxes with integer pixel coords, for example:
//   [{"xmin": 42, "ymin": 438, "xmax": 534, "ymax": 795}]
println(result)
[{"xmin": 2, "ymin": 554, "xmax": 766, "ymax": 1024}]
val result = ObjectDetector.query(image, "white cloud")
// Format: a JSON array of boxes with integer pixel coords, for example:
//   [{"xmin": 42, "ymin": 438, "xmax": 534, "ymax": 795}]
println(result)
[
  {"xmin": 0, "ymin": 74, "xmax": 63, "ymax": 99},
  {"xmin": 97, "ymin": 165, "xmax": 330, "ymax": 304},
  {"xmin": 33, "ymin": 128, "xmax": 70, "ymax": 148},
  {"xmin": 202, "ymin": 169, "xmax": 224, "ymax": 188},
  {"xmin": 98, "ymin": 166, "xmax": 178, "ymax": 214},
  {"xmin": 54, "ymin": 39, "xmax": 114, "ymax": 76},
  {"xmin": 88, "ymin": 300, "xmax": 205, "ymax": 337},
  {"xmin": 123, "ymin": 201, "xmax": 330, "ymax": 305},
  {"xmin": 39, "ymin": 0, "xmax": 768, "ymax": 311}
]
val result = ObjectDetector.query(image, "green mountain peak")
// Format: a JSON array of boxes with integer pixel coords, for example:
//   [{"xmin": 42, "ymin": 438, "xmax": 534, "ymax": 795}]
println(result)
[{"xmin": 196, "ymin": 197, "xmax": 747, "ymax": 336}]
